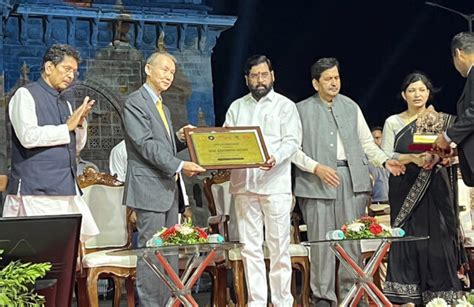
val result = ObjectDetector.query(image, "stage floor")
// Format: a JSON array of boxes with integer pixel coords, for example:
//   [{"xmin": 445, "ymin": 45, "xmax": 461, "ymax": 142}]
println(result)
[{"xmin": 71, "ymin": 275, "xmax": 214, "ymax": 306}]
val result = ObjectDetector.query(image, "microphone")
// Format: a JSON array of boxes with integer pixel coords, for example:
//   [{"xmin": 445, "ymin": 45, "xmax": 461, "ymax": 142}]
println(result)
[
  {"xmin": 146, "ymin": 237, "xmax": 163, "ymax": 247},
  {"xmin": 390, "ymin": 228, "xmax": 405, "ymax": 237},
  {"xmin": 208, "ymin": 234, "xmax": 225, "ymax": 243}
]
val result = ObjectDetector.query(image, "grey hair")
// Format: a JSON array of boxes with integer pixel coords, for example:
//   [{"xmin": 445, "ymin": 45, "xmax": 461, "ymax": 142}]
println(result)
[
  {"xmin": 451, "ymin": 32, "xmax": 474, "ymax": 55},
  {"xmin": 146, "ymin": 51, "xmax": 177, "ymax": 65}
]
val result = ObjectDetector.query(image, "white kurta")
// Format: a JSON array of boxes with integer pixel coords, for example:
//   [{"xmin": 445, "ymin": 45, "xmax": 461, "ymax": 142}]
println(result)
[
  {"xmin": 109, "ymin": 140, "xmax": 127, "ymax": 182},
  {"xmin": 224, "ymin": 89, "xmax": 302, "ymax": 307},
  {"xmin": 3, "ymin": 87, "xmax": 99, "ymax": 242},
  {"xmin": 224, "ymin": 90, "xmax": 302, "ymax": 195}
]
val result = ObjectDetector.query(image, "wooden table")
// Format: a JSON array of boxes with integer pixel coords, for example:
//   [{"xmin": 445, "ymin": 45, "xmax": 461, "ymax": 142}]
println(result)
[{"xmin": 110, "ymin": 242, "xmax": 241, "ymax": 307}]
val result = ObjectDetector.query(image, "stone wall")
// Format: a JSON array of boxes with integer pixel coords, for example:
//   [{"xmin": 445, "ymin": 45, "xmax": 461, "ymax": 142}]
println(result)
[
  {"xmin": 0, "ymin": 1, "xmax": 236, "ymax": 223},
  {"xmin": 0, "ymin": 0, "xmax": 235, "ymax": 171}
]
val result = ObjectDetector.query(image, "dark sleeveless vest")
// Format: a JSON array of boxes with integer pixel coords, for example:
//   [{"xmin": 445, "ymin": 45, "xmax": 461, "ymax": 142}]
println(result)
[
  {"xmin": 294, "ymin": 93, "xmax": 372, "ymax": 199},
  {"xmin": 7, "ymin": 77, "xmax": 77, "ymax": 196}
]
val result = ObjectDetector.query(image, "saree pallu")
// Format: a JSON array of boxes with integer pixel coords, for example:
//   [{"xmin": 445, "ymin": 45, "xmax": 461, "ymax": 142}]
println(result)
[{"xmin": 383, "ymin": 117, "xmax": 464, "ymax": 305}]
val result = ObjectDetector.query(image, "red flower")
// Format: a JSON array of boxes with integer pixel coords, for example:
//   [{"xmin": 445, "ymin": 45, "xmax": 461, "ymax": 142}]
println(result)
[
  {"xmin": 195, "ymin": 227, "xmax": 208, "ymax": 239},
  {"xmin": 341, "ymin": 224, "xmax": 347, "ymax": 232},
  {"xmin": 160, "ymin": 225, "xmax": 177, "ymax": 240},
  {"xmin": 369, "ymin": 223, "xmax": 383, "ymax": 235},
  {"xmin": 360, "ymin": 216, "xmax": 376, "ymax": 224}
]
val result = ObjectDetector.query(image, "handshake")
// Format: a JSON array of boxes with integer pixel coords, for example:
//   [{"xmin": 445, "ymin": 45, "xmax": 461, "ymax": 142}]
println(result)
[{"xmin": 432, "ymin": 133, "xmax": 456, "ymax": 158}]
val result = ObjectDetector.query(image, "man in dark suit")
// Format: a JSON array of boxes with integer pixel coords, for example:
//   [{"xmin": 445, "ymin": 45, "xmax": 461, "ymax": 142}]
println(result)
[
  {"xmin": 122, "ymin": 51, "xmax": 205, "ymax": 306},
  {"xmin": 434, "ymin": 32, "xmax": 474, "ymax": 187}
]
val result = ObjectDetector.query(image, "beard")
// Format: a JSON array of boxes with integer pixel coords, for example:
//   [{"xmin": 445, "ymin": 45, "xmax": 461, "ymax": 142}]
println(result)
[{"xmin": 249, "ymin": 82, "xmax": 273, "ymax": 101}]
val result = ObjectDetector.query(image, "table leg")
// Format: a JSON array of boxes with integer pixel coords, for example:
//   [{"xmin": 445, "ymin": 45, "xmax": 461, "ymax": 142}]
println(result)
[
  {"xmin": 331, "ymin": 241, "xmax": 392, "ymax": 307},
  {"xmin": 142, "ymin": 254, "xmax": 192, "ymax": 306},
  {"xmin": 154, "ymin": 252, "xmax": 199, "ymax": 307},
  {"xmin": 349, "ymin": 241, "xmax": 390, "ymax": 306},
  {"xmin": 182, "ymin": 250, "xmax": 217, "ymax": 291},
  {"xmin": 151, "ymin": 250, "xmax": 217, "ymax": 307}
]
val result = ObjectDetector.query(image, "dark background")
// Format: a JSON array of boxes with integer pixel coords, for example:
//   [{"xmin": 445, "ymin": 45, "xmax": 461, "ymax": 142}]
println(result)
[{"xmin": 208, "ymin": 0, "xmax": 474, "ymax": 128}]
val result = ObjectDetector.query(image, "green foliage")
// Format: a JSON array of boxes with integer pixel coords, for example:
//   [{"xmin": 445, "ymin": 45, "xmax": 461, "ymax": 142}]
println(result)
[
  {"xmin": 341, "ymin": 216, "xmax": 392, "ymax": 239},
  {"xmin": 0, "ymin": 250, "xmax": 52, "ymax": 306},
  {"xmin": 466, "ymin": 293, "xmax": 474, "ymax": 304}
]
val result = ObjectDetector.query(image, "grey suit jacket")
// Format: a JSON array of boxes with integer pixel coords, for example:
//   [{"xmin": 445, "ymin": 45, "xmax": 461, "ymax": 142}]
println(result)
[{"xmin": 122, "ymin": 85, "xmax": 185, "ymax": 212}]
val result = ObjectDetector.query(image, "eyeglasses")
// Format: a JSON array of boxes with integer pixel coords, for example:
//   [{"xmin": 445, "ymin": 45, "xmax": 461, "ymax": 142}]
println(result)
[
  {"xmin": 248, "ymin": 72, "xmax": 271, "ymax": 80},
  {"xmin": 56, "ymin": 64, "xmax": 79, "ymax": 78}
]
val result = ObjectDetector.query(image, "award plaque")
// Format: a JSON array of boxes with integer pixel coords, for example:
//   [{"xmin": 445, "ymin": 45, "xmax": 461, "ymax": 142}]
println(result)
[
  {"xmin": 409, "ymin": 105, "xmax": 446, "ymax": 151},
  {"xmin": 184, "ymin": 126, "xmax": 270, "ymax": 169}
]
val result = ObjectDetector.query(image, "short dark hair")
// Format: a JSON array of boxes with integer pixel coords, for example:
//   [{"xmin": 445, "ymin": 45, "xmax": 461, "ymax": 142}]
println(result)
[
  {"xmin": 42, "ymin": 44, "xmax": 81, "ymax": 71},
  {"xmin": 311, "ymin": 57, "xmax": 339, "ymax": 80},
  {"xmin": 371, "ymin": 126, "xmax": 383, "ymax": 133},
  {"xmin": 451, "ymin": 32, "xmax": 474, "ymax": 55},
  {"xmin": 400, "ymin": 71, "xmax": 438, "ymax": 101},
  {"xmin": 244, "ymin": 55, "xmax": 273, "ymax": 76}
]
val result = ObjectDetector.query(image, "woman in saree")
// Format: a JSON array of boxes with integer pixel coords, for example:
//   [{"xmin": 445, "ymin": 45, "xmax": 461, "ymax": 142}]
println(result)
[{"xmin": 381, "ymin": 72, "xmax": 464, "ymax": 305}]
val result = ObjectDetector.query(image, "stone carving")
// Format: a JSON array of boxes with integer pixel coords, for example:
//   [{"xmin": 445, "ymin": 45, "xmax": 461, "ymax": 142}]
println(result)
[{"xmin": 415, "ymin": 105, "xmax": 446, "ymax": 135}]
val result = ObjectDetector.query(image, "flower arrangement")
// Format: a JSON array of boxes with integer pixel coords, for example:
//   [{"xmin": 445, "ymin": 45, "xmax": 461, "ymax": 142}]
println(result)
[
  {"xmin": 146, "ymin": 220, "xmax": 208, "ymax": 247},
  {"xmin": 426, "ymin": 293, "xmax": 474, "ymax": 307},
  {"xmin": 341, "ymin": 216, "xmax": 392, "ymax": 239}
]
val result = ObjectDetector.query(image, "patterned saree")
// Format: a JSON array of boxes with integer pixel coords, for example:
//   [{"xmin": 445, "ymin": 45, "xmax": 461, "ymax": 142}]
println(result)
[{"xmin": 383, "ymin": 115, "xmax": 464, "ymax": 305}]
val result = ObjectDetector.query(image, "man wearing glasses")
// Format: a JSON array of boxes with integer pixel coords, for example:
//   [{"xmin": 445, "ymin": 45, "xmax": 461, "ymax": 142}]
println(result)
[
  {"xmin": 224, "ymin": 54, "xmax": 302, "ymax": 306},
  {"xmin": 3, "ymin": 44, "xmax": 99, "ymax": 242}
]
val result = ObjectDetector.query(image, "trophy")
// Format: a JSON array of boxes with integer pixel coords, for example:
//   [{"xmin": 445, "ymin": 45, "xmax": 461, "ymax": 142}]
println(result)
[{"xmin": 409, "ymin": 105, "xmax": 446, "ymax": 151}]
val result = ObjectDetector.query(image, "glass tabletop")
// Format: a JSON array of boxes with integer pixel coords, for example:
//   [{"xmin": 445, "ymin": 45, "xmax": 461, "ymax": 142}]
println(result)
[
  {"xmin": 107, "ymin": 241, "xmax": 242, "ymax": 257},
  {"xmin": 301, "ymin": 235, "xmax": 429, "ymax": 245}
]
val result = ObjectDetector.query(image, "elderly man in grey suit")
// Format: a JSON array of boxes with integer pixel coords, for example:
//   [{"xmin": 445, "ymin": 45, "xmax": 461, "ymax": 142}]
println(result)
[
  {"xmin": 292, "ymin": 57, "xmax": 404, "ymax": 306},
  {"xmin": 122, "ymin": 51, "xmax": 205, "ymax": 306}
]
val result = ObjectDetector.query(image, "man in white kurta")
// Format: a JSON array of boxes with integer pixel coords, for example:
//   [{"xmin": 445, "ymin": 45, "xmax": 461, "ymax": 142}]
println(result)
[
  {"xmin": 3, "ymin": 44, "xmax": 99, "ymax": 242},
  {"xmin": 224, "ymin": 55, "xmax": 302, "ymax": 307}
]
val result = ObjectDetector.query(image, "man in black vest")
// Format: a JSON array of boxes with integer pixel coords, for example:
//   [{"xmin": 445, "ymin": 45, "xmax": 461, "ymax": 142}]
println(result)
[{"xmin": 3, "ymin": 44, "xmax": 99, "ymax": 241}]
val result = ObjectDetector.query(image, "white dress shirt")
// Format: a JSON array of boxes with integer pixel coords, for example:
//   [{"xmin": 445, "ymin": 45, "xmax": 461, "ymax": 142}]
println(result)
[
  {"xmin": 143, "ymin": 83, "xmax": 184, "ymax": 173},
  {"xmin": 224, "ymin": 89, "xmax": 302, "ymax": 195},
  {"xmin": 292, "ymin": 102, "xmax": 388, "ymax": 172},
  {"xmin": 3, "ymin": 86, "xmax": 99, "ymax": 242},
  {"xmin": 109, "ymin": 140, "xmax": 127, "ymax": 182}
]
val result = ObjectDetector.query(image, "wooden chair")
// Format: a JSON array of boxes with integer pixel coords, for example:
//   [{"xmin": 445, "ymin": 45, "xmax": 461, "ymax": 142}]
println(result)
[
  {"xmin": 0, "ymin": 175, "xmax": 7, "ymax": 192},
  {"xmin": 76, "ymin": 168, "xmax": 135, "ymax": 307},
  {"xmin": 203, "ymin": 170, "xmax": 311, "ymax": 307}
]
